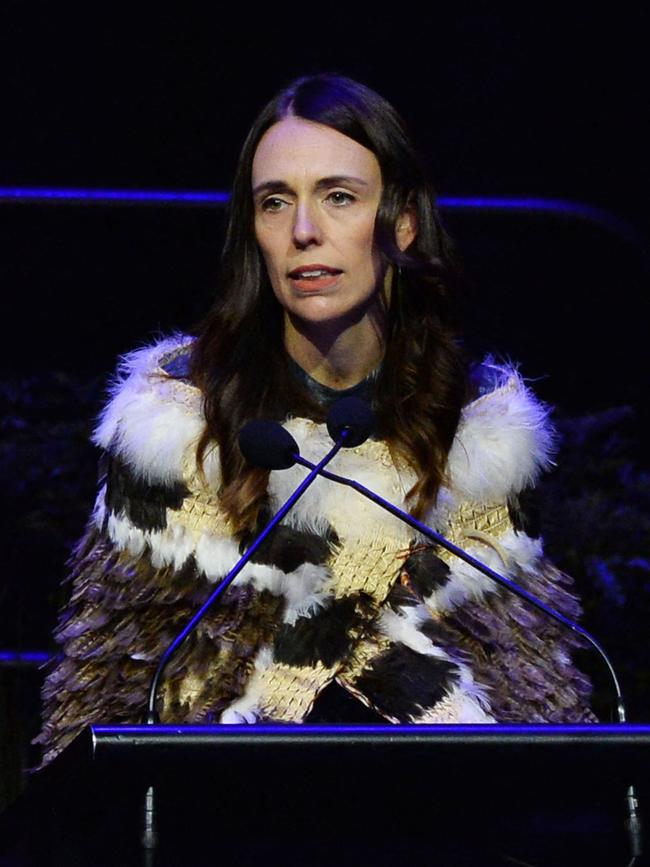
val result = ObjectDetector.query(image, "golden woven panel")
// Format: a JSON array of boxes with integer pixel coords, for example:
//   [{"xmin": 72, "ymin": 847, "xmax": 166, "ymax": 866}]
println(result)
[
  {"xmin": 170, "ymin": 487, "xmax": 232, "ymax": 537},
  {"xmin": 432, "ymin": 501, "xmax": 513, "ymax": 570},
  {"xmin": 327, "ymin": 540, "xmax": 405, "ymax": 603},
  {"xmin": 256, "ymin": 661, "xmax": 336, "ymax": 720},
  {"xmin": 453, "ymin": 501, "xmax": 511, "ymax": 538}
]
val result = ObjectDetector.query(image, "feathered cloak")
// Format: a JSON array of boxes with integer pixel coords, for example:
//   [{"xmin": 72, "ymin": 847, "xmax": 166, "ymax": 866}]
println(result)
[{"xmin": 36, "ymin": 336, "xmax": 594, "ymax": 765}]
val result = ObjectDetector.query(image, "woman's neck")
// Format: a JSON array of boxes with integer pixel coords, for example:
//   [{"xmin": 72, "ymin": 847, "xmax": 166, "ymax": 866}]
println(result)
[{"xmin": 283, "ymin": 308, "xmax": 386, "ymax": 390}]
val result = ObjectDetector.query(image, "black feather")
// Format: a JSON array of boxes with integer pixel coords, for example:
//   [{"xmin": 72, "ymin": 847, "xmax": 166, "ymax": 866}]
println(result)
[
  {"xmin": 385, "ymin": 583, "xmax": 421, "ymax": 610},
  {"xmin": 241, "ymin": 520, "xmax": 337, "ymax": 573},
  {"xmin": 508, "ymin": 486, "xmax": 542, "ymax": 539},
  {"xmin": 273, "ymin": 594, "xmax": 373, "ymax": 668},
  {"xmin": 104, "ymin": 454, "xmax": 188, "ymax": 532},
  {"xmin": 353, "ymin": 643, "xmax": 459, "ymax": 719},
  {"xmin": 401, "ymin": 547, "xmax": 452, "ymax": 598},
  {"xmin": 419, "ymin": 618, "xmax": 462, "ymax": 648}
]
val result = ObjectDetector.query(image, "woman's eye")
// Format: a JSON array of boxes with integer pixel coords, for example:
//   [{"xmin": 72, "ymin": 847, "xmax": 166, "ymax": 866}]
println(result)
[
  {"xmin": 327, "ymin": 191, "xmax": 355, "ymax": 206},
  {"xmin": 261, "ymin": 197, "xmax": 287, "ymax": 213}
]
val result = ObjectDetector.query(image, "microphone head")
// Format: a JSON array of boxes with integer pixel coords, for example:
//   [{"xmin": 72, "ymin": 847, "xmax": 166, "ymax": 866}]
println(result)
[
  {"xmin": 326, "ymin": 397, "xmax": 374, "ymax": 448},
  {"xmin": 238, "ymin": 420, "xmax": 299, "ymax": 470}
]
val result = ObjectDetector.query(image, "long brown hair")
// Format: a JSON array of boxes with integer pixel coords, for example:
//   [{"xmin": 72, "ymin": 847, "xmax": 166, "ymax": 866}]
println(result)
[{"xmin": 190, "ymin": 74, "xmax": 467, "ymax": 534}]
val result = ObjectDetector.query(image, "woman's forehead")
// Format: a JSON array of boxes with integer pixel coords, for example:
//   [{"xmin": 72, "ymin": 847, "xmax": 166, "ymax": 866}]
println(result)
[{"xmin": 251, "ymin": 116, "xmax": 381, "ymax": 188}]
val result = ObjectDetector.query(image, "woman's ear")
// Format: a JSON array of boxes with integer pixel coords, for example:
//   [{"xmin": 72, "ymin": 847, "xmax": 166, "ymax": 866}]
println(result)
[{"xmin": 395, "ymin": 203, "xmax": 417, "ymax": 251}]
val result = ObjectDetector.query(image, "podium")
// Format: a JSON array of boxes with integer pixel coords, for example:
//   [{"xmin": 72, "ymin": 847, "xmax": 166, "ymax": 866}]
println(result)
[{"xmin": 1, "ymin": 723, "xmax": 648, "ymax": 866}]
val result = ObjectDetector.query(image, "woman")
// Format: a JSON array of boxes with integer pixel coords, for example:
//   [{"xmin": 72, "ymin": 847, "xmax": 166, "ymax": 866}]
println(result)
[{"xmin": 36, "ymin": 74, "xmax": 594, "ymax": 766}]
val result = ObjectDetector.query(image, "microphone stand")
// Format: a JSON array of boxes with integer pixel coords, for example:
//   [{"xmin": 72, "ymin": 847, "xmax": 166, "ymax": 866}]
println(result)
[
  {"xmin": 139, "ymin": 429, "xmax": 351, "ymax": 864},
  {"xmin": 292, "ymin": 453, "xmax": 644, "ymax": 865}
]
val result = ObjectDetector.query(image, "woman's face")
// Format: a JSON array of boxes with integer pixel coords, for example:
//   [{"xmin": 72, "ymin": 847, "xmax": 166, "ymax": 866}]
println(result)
[{"xmin": 252, "ymin": 116, "xmax": 387, "ymax": 329}]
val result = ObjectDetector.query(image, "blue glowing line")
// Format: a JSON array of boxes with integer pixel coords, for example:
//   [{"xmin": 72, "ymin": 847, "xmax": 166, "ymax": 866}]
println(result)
[
  {"xmin": 0, "ymin": 187, "xmax": 229, "ymax": 204},
  {"xmin": 0, "ymin": 651, "xmax": 51, "ymax": 664},
  {"xmin": 440, "ymin": 195, "xmax": 636, "ymax": 232},
  {"xmin": 441, "ymin": 195, "xmax": 604, "ymax": 218}
]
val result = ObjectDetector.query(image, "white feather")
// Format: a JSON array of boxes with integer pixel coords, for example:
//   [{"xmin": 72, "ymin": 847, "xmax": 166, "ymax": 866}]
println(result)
[
  {"xmin": 377, "ymin": 604, "xmax": 451, "ymax": 659},
  {"xmin": 447, "ymin": 364, "xmax": 557, "ymax": 504},
  {"xmin": 279, "ymin": 562, "xmax": 333, "ymax": 624},
  {"xmin": 107, "ymin": 511, "xmax": 147, "ymax": 556},
  {"xmin": 92, "ymin": 334, "xmax": 201, "ymax": 486},
  {"xmin": 268, "ymin": 417, "xmax": 415, "ymax": 545},
  {"xmin": 148, "ymin": 522, "xmax": 195, "ymax": 571},
  {"xmin": 194, "ymin": 533, "xmax": 244, "ymax": 582}
]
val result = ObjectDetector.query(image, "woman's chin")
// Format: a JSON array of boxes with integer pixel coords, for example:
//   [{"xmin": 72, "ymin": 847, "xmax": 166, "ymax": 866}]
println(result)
[
  {"xmin": 287, "ymin": 304, "xmax": 371, "ymax": 335},
  {"xmin": 282, "ymin": 290, "xmax": 385, "ymax": 332}
]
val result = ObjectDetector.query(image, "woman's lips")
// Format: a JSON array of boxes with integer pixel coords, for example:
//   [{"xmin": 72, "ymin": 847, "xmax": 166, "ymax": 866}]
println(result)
[
  {"xmin": 288, "ymin": 266, "xmax": 343, "ymax": 293},
  {"xmin": 290, "ymin": 273, "xmax": 342, "ymax": 291}
]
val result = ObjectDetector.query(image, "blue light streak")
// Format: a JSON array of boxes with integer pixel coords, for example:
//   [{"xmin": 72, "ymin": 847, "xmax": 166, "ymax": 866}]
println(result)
[
  {"xmin": 0, "ymin": 187, "xmax": 229, "ymax": 205},
  {"xmin": 0, "ymin": 650, "xmax": 51, "ymax": 665},
  {"xmin": 440, "ymin": 195, "xmax": 613, "ymax": 220}
]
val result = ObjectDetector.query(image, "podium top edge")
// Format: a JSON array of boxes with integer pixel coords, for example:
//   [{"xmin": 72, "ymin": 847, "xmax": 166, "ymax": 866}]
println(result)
[
  {"xmin": 89, "ymin": 722, "xmax": 650, "ymax": 751},
  {"xmin": 92, "ymin": 723, "xmax": 650, "ymax": 735}
]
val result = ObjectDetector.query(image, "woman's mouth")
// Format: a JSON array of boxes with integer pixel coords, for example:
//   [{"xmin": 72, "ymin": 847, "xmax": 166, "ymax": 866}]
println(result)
[{"xmin": 288, "ymin": 265, "xmax": 343, "ymax": 292}]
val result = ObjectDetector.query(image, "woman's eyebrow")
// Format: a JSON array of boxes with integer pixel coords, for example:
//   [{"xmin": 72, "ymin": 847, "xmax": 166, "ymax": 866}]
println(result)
[
  {"xmin": 315, "ymin": 175, "xmax": 370, "ymax": 190},
  {"xmin": 252, "ymin": 180, "xmax": 292, "ymax": 198},
  {"xmin": 253, "ymin": 175, "xmax": 370, "ymax": 198}
]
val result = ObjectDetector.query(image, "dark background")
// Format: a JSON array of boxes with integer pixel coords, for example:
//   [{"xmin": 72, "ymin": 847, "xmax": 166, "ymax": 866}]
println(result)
[
  {"xmin": 0, "ymin": 1, "xmax": 648, "ymax": 810},
  {"xmin": 0, "ymin": 4, "xmax": 648, "ymax": 399},
  {"xmin": 1, "ymin": 3, "xmax": 648, "ymax": 379}
]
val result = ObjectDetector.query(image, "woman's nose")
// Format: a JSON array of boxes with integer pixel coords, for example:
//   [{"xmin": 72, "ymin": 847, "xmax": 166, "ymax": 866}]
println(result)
[{"xmin": 292, "ymin": 202, "xmax": 322, "ymax": 248}]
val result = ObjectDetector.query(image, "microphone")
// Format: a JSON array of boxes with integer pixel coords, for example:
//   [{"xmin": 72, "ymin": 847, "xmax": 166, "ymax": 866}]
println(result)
[
  {"xmin": 239, "ymin": 420, "xmax": 299, "ymax": 470},
  {"xmin": 326, "ymin": 396, "xmax": 374, "ymax": 447},
  {"xmin": 238, "ymin": 398, "xmax": 374, "ymax": 471}
]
